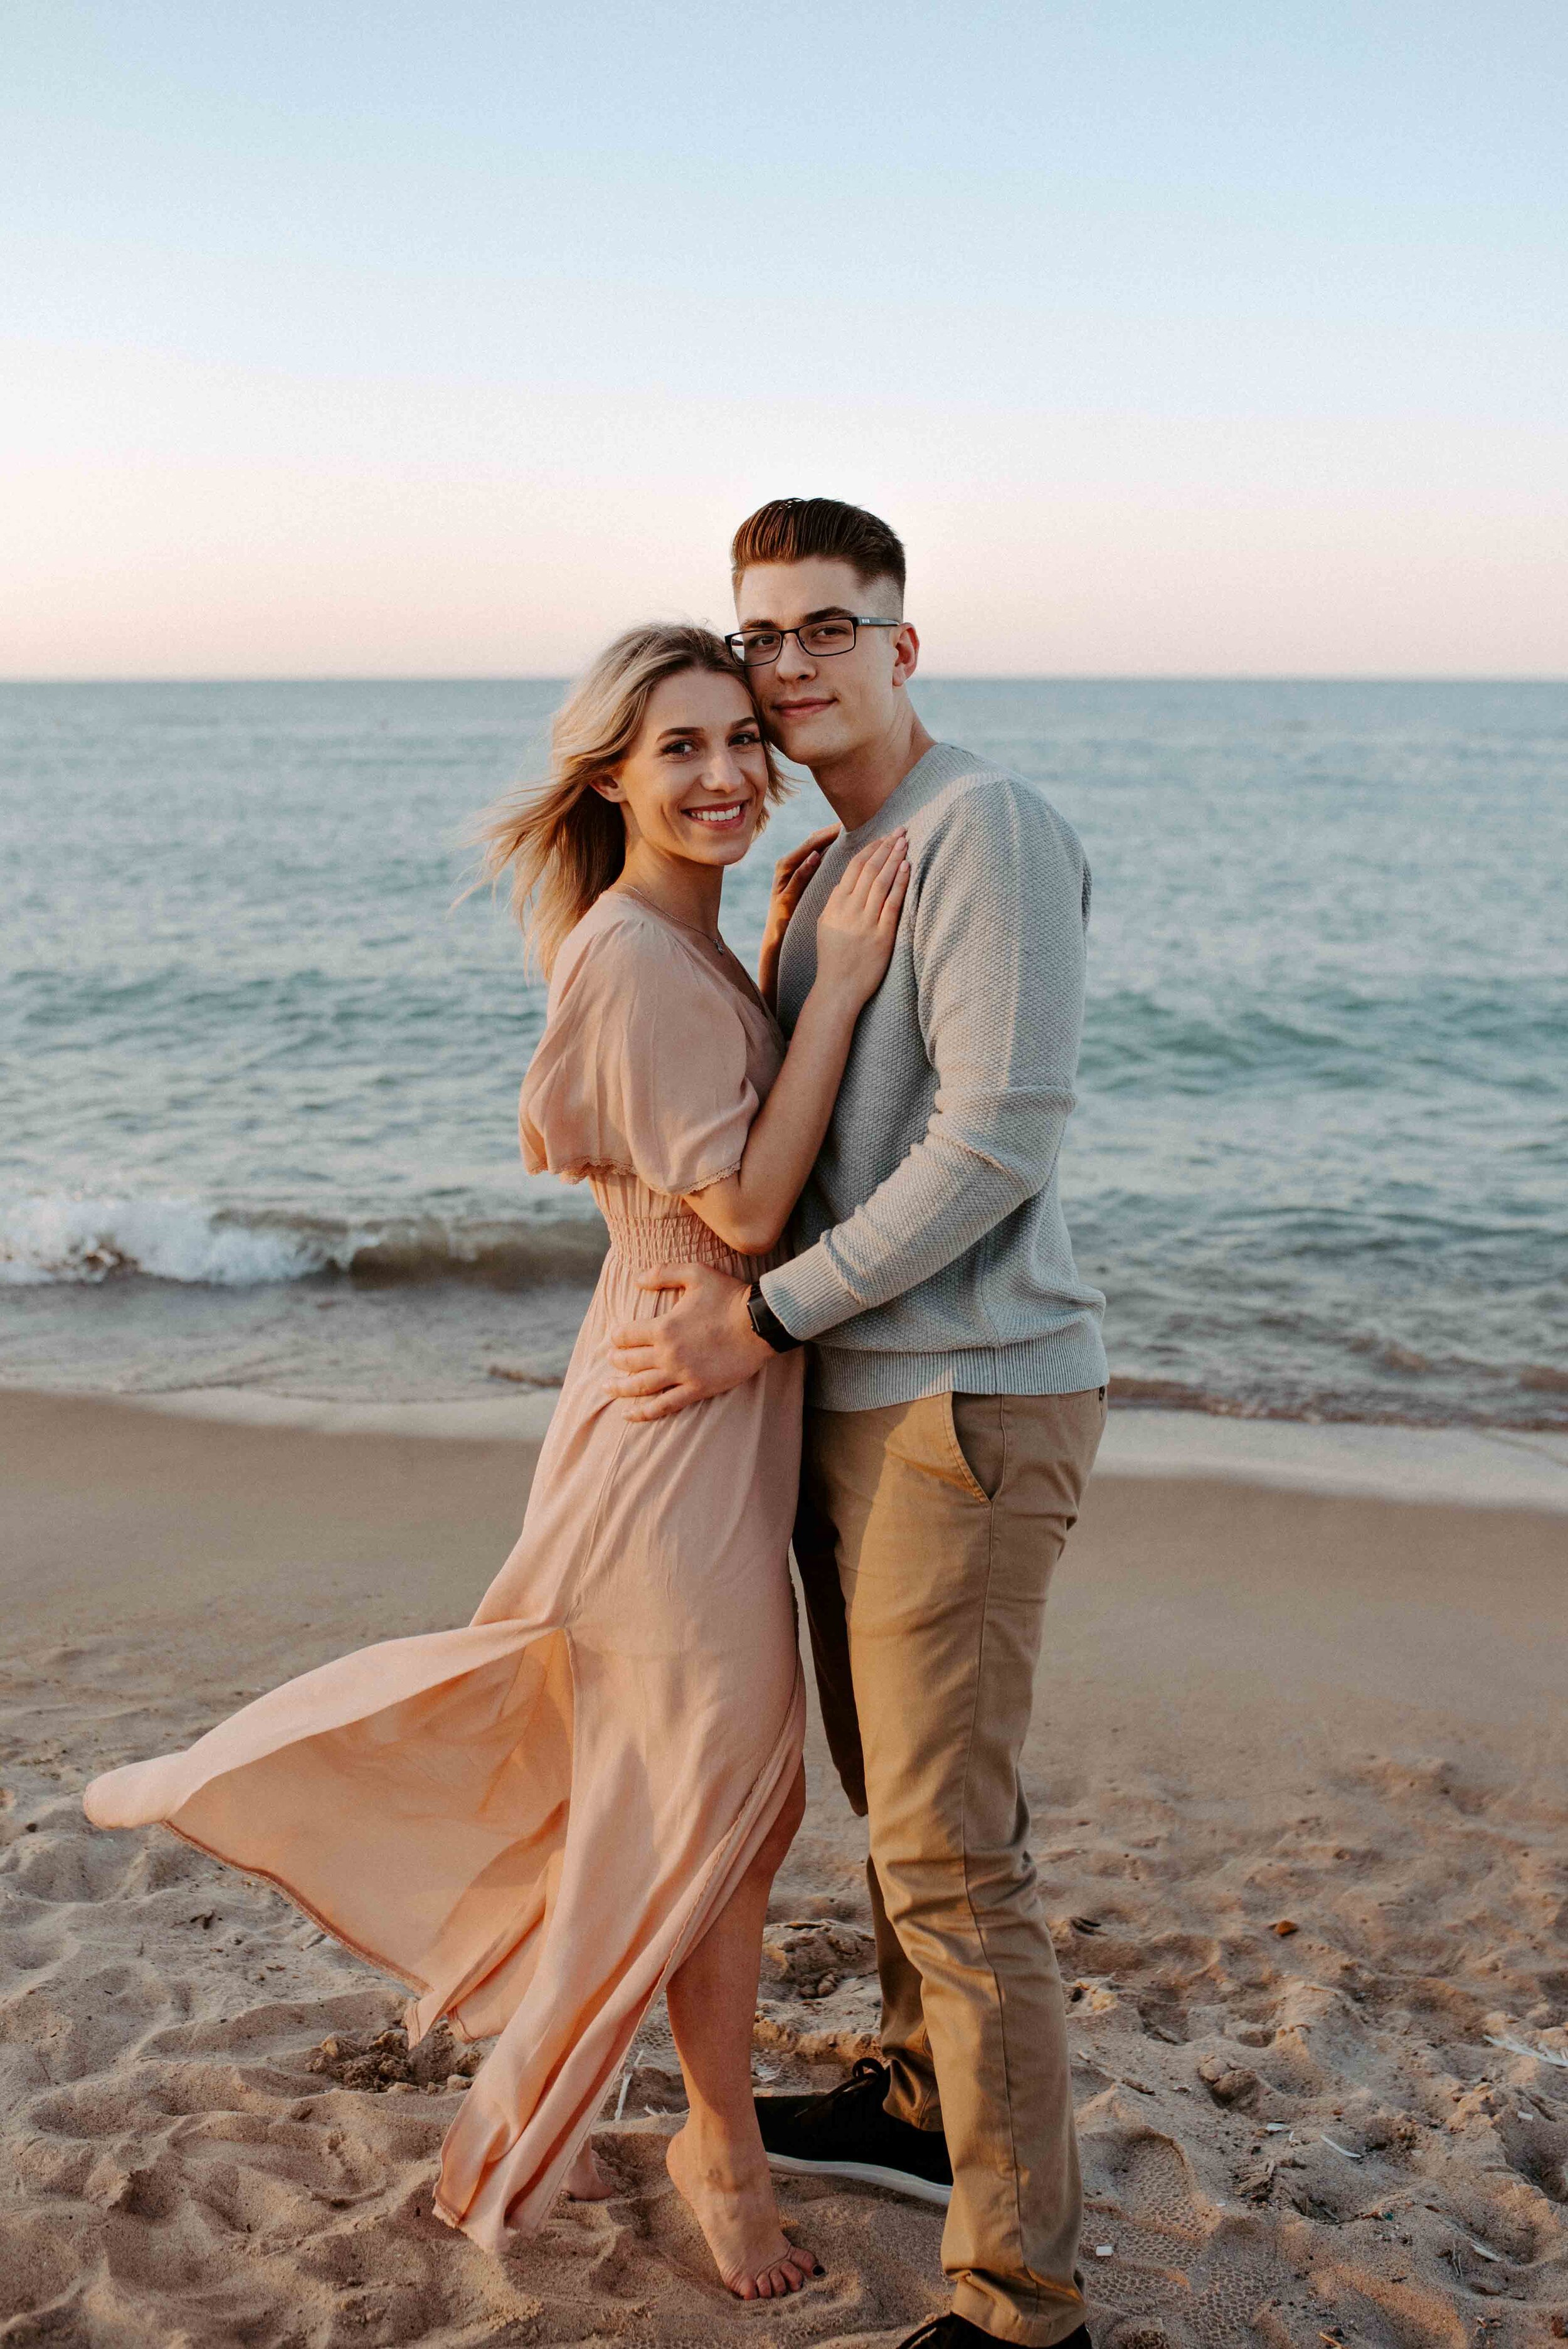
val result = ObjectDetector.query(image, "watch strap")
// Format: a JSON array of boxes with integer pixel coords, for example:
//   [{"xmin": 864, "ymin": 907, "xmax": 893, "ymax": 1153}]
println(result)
[{"xmin": 746, "ymin": 1279, "xmax": 802, "ymax": 1354}]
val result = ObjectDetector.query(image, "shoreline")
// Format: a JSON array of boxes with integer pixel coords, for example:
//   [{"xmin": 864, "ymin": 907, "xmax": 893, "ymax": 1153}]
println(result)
[{"xmin": 22, "ymin": 1382, "xmax": 1568, "ymax": 1512}]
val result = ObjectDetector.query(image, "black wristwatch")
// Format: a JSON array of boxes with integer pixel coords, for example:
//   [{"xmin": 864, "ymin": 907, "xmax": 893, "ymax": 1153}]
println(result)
[{"xmin": 746, "ymin": 1280, "xmax": 802, "ymax": 1353}]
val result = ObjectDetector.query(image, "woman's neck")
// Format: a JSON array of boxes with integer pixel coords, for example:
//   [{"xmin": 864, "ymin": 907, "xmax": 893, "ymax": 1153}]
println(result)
[{"xmin": 615, "ymin": 842, "xmax": 725, "ymax": 941}]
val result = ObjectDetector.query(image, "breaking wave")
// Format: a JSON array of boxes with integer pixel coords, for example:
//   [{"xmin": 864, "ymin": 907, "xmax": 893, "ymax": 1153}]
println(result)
[{"xmin": 0, "ymin": 1195, "xmax": 607, "ymax": 1291}]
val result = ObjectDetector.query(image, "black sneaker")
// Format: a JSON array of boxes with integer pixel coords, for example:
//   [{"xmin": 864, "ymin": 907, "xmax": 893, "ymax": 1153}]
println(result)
[
  {"xmin": 755, "ymin": 2057, "xmax": 953, "ymax": 2207},
  {"xmin": 898, "ymin": 2323, "xmax": 1092, "ymax": 2348}
]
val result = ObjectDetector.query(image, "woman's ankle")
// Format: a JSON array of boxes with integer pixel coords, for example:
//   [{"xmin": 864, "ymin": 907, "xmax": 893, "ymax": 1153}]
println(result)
[{"xmin": 674, "ymin": 2109, "xmax": 766, "ymax": 2182}]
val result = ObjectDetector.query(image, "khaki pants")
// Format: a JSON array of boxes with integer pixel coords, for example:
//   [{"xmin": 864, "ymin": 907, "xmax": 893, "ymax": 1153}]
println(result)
[{"xmin": 794, "ymin": 1386, "xmax": 1106, "ymax": 2347}]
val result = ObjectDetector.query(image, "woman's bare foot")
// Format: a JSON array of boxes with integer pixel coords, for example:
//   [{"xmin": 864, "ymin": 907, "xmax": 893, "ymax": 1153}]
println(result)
[
  {"xmin": 563, "ymin": 2140, "xmax": 617, "ymax": 2200},
  {"xmin": 665, "ymin": 2121, "xmax": 821, "ymax": 2300}
]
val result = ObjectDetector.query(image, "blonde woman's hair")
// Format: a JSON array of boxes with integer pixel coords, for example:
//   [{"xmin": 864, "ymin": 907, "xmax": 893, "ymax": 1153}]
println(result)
[{"xmin": 473, "ymin": 624, "xmax": 786, "ymax": 976}]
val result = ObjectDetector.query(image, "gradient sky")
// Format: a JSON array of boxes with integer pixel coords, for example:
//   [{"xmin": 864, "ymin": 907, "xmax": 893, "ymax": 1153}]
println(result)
[{"xmin": 3, "ymin": 2, "xmax": 1565, "ymax": 678}]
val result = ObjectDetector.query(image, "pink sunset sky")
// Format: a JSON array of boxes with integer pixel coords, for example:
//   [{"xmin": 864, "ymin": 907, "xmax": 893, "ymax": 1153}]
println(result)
[{"xmin": 3, "ymin": 3, "xmax": 1564, "ymax": 680}]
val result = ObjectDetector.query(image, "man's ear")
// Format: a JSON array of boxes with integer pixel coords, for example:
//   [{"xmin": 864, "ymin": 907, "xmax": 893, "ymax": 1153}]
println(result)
[{"xmin": 892, "ymin": 622, "xmax": 921, "ymax": 689}]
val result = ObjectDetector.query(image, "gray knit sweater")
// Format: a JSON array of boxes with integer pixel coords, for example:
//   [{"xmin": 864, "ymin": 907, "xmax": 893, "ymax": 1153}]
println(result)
[{"xmin": 759, "ymin": 741, "xmax": 1108, "ymax": 1411}]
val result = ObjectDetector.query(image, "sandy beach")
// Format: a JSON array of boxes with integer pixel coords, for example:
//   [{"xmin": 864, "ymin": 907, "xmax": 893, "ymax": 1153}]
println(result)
[{"xmin": 3, "ymin": 1389, "xmax": 1565, "ymax": 2346}]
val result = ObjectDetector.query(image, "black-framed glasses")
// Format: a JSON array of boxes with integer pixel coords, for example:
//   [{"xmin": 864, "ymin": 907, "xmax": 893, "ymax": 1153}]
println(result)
[{"xmin": 724, "ymin": 617, "xmax": 901, "ymax": 669}]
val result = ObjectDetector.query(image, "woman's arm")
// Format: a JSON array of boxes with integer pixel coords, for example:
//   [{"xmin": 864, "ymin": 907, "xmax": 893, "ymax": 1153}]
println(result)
[
  {"xmin": 757, "ymin": 823, "xmax": 839, "ymax": 1010},
  {"xmin": 686, "ymin": 830, "xmax": 909, "ymax": 1257}
]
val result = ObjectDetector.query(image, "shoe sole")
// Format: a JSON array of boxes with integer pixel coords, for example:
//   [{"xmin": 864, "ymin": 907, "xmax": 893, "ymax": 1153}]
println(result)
[{"xmin": 764, "ymin": 2152, "xmax": 953, "ymax": 2207}]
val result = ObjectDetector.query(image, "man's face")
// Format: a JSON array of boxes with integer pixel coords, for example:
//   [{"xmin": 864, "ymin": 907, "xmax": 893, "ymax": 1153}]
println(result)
[{"xmin": 731, "ymin": 555, "xmax": 914, "ymax": 770}]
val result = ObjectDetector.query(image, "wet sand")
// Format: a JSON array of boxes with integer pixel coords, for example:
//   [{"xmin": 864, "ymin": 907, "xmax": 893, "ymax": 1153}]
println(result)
[{"xmin": 3, "ymin": 1390, "xmax": 1565, "ymax": 2346}]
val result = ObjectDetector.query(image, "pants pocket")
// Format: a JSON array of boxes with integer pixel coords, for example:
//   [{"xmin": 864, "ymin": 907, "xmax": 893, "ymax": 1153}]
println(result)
[{"xmin": 943, "ymin": 1392, "xmax": 1006, "ymax": 1503}]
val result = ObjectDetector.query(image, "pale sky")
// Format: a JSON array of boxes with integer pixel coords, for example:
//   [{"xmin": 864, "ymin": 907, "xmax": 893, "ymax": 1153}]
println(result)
[{"xmin": 3, "ymin": 2, "xmax": 1565, "ymax": 679}]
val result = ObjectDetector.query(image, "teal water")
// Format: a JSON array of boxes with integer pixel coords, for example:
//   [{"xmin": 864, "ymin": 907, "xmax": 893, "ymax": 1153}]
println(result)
[{"xmin": 2, "ymin": 680, "xmax": 1564, "ymax": 1424}]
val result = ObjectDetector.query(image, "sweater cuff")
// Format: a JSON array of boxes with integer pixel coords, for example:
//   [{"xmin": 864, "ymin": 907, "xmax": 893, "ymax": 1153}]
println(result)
[{"xmin": 759, "ymin": 1244, "xmax": 861, "ymax": 1344}]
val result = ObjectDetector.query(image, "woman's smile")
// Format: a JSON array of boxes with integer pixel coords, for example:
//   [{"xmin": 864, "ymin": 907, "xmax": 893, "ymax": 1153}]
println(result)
[{"xmin": 683, "ymin": 799, "xmax": 751, "ymax": 830}]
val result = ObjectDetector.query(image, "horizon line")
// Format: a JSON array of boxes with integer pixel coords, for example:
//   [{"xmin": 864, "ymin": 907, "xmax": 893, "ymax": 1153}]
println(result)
[{"xmin": 3, "ymin": 672, "xmax": 1565, "ymax": 689}]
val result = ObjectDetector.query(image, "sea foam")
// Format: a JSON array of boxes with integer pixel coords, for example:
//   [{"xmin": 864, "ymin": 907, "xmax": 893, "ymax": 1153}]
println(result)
[
  {"xmin": 0, "ymin": 1193, "xmax": 607, "ymax": 1290},
  {"xmin": 0, "ymin": 1196, "xmax": 353, "ymax": 1286}
]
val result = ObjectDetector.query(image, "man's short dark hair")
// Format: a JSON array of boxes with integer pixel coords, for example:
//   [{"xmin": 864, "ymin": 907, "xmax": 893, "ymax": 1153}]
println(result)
[{"xmin": 731, "ymin": 497, "xmax": 906, "ymax": 603}]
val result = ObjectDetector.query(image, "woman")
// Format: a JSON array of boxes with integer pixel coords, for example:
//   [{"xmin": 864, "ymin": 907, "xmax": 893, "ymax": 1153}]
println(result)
[{"xmin": 83, "ymin": 623, "xmax": 908, "ymax": 2301}]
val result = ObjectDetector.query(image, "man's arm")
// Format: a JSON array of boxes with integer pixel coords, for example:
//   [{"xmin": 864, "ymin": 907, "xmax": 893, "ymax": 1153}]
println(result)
[
  {"xmin": 760, "ymin": 777, "xmax": 1086, "ymax": 1339},
  {"xmin": 607, "ymin": 780, "xmax": 1087, "ymax": 1418}
]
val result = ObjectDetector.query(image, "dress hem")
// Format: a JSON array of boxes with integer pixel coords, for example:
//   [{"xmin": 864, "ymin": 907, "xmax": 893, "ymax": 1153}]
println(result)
[{"xmin": 161, "ymin": 1818, "xmax": 433, "ymax": 2002}]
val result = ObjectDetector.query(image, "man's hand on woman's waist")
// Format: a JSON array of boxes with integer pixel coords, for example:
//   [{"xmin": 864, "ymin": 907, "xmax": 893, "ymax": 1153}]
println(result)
[{"xmin": 606, "ymin": 1263, "xmax": 774, "ymax": 1420}]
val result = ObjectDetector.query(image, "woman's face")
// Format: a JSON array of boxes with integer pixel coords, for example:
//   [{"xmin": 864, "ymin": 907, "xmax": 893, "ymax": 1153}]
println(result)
[{"xmin": 596, "ymin": 667, "xmax": 770, "ymax": 871}]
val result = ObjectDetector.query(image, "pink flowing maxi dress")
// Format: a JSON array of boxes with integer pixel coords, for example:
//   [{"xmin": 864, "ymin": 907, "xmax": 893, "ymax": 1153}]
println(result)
[{"xmin": 83, "ymin": 891, "xmax": 807, "ymax": 2252}]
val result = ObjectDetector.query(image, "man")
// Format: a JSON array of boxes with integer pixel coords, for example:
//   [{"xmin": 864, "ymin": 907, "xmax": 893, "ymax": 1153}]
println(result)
[{"xmin": 608, "ymin": 496, "xmax": 1109, "ymax": 2349}]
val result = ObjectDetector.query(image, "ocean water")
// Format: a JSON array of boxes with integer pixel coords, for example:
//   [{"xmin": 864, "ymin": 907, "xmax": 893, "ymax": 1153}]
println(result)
[{"xmin": 2, "ymin": 679, "xmax": 1564, "ymax": 1426}]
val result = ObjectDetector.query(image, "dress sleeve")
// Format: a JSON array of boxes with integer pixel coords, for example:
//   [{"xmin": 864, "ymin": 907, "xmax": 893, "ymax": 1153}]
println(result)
[{"xmin": 518, "ymin": 910, "xmax": 758, "ymax": 1197}]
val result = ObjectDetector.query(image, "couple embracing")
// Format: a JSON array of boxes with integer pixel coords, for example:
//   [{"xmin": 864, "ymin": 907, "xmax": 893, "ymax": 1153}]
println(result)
[{"xmin": 85, "ymin": 498, "xmax": 1110, "ymax": 2348}]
